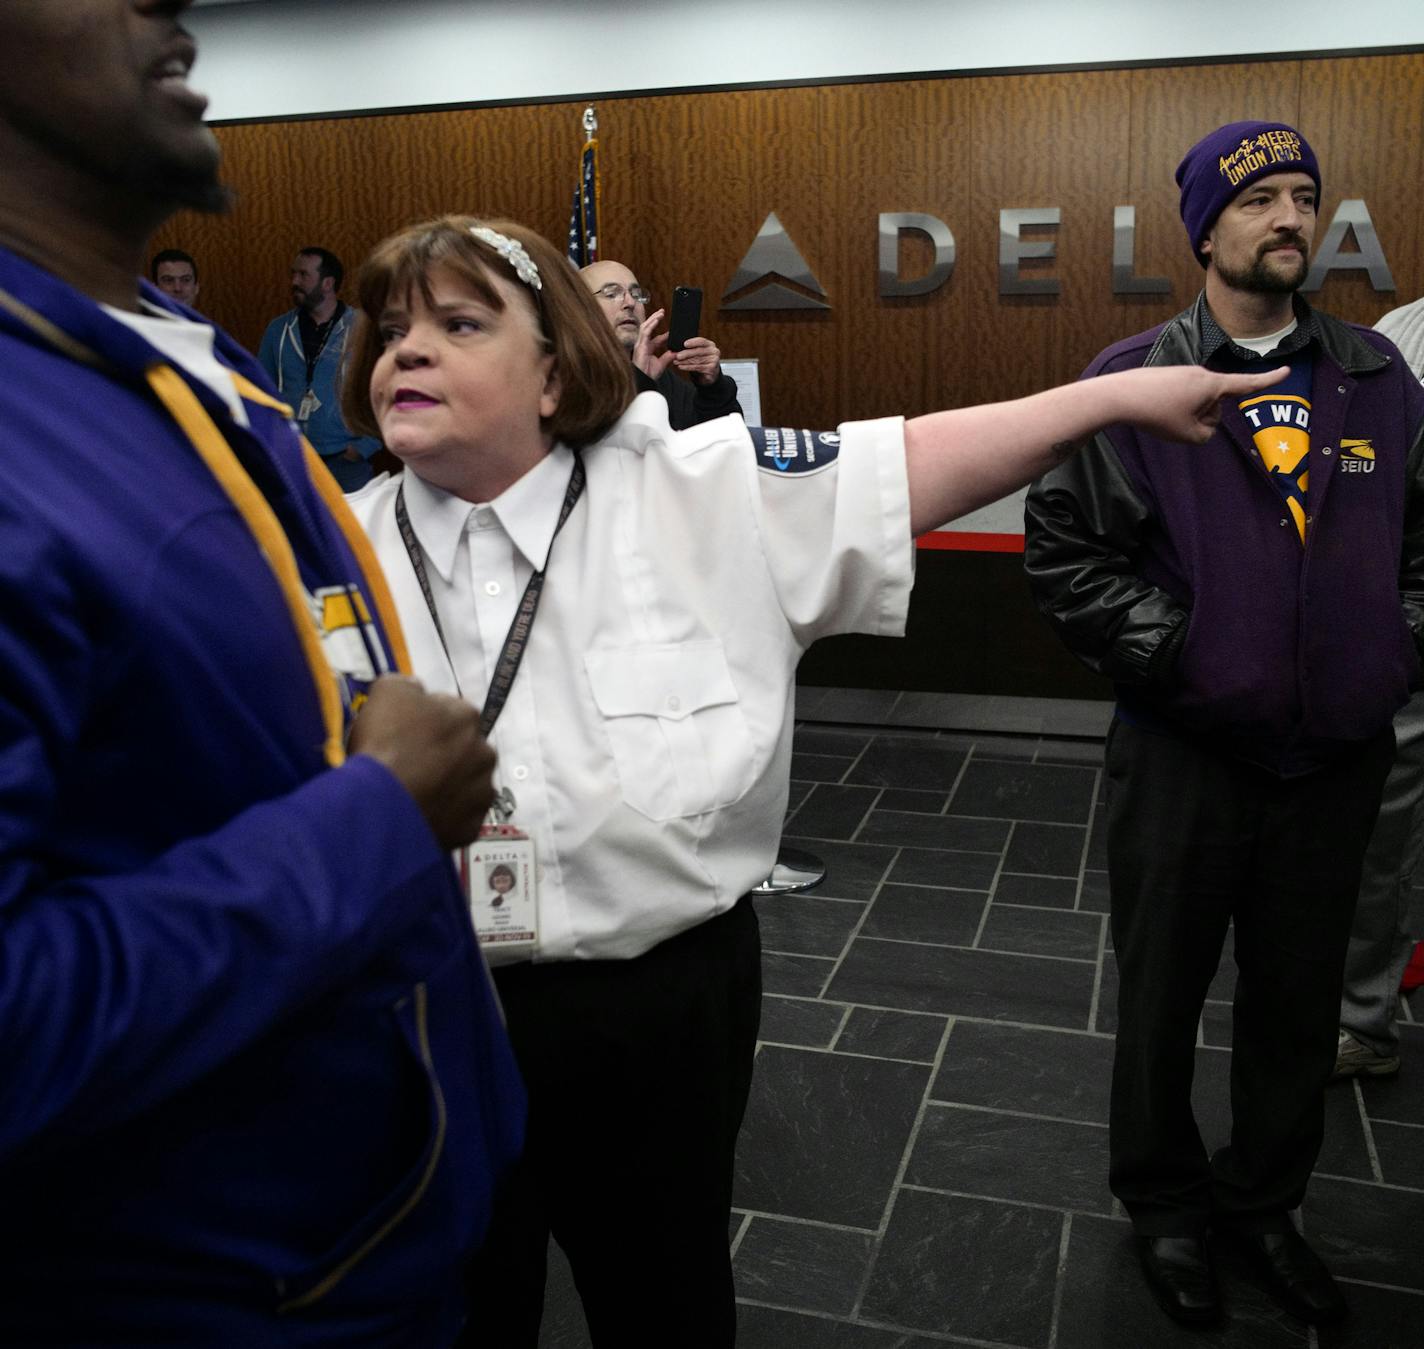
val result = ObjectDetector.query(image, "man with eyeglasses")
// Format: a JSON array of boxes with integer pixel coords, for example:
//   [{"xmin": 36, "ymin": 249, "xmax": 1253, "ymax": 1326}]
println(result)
[{"xmin": 581, "ymin": 259, "xmax": 743, "ymax": 430}]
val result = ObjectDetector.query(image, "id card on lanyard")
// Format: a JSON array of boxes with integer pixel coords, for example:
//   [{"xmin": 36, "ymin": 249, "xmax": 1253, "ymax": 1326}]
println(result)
[{"xmin": 395, "ymin": 454, "xmax": 585, "ymax": 953}]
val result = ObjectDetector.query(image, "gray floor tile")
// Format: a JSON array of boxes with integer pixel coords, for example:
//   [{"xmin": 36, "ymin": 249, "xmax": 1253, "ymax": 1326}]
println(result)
[
  {"xmin": 859, "ymin": 1188, "xmax": 1062, "ymax": 1344},
  {"xmin": 857, "ymin": 809, "xmax": 1010, "ymax": 852},
  {"xmin": 1086, "ymin": 810, "xmax": 1109, "ymax": 868},
  {"xmin": 1201, "ymin": 1001, "xmax": 1234, "ymax": 1048},
  {"xmin": 786, "ymin": 784, "xmax": 882, "ymax": 840},
  {"xmin": 1316, "ymin": 1279, "xmax": 1424, "ymax": 1348},
  {"xmin": 760, "ymin": 995, "xmax": 848, "ymax": 1049},
  {"xmin": 781, "ymin": 837, "xmax": 897, "ymax": 901},
  {"xmin": 785, "ymin": 780, "xmax": 814, "ymax": 817},
  {"xmin": 827, "ymin": 938, "xmax": 1096, "ymax": 1029},
  {"xmin": 1316, "ymin": 1080, "xmax": 1377, "ymax": 1182},
  {"xmin": 1303, "ymin": 1174, "xmax": 1424, "ymax": 1290},
  {"xmin": 978, "ymin": 904, "xmax": 1103, "ymax": 962},
  {"xmin": 732, "ymin": 1218, "xmax": 875, "ymax": 1318},
  {"xmin": 873, "ymin": 788, "xmax": 948, "ymax": 814},
  {"xmin": 735, "ymin": 710, "xmax": 1414, "ymax": 1346},
  {"xmin": 790, "ymin": 751, "xmax": 855, "ymax": 783},
  {"xmin": 950, "ymin": 759, "xmax": 1097, "ymax": 825},
  {"xmin": 906, "ymin": 1103, "xmax": 1112, "ymax": 1213},
  {"xmin": 1370, "ymin": 1119, "xmax": 1424, "ymax": 1190},
  {"xmin": 756, "ymin": 894, "xmax": 865, "ymax": 959},
  {"xmin": 995, "ymin": 872, "xmax": 1079, "ymax": 909},
  {"xmin": 835, "ymin": 1008, "xmax": 947, "ymax": 1063},
  {"xmin": 736, "ymin": 1304, "xmax": 951, "ymax": 1348},
  {"xmin": 858, "ymin": 884, "xmax": 986, "ymax": 948},
  {"xmin": 735, "ymin": 1046, "xmax": 929, "ymax": 1228},
  {"xmin": 845, "ymin": 738, "xmax": 968, "ymax": 790},
  {"xmin": 1095, "ymin": 956, "xmax": 1119, "ymax": 1036},
  {"xmin": 886, "ymin": 847, "xmax": 1000, "ymax": 891},
  {"xmin": 1358, "ymin": 1023, "xmax": 1424, "ymax": 1126},
  {"xmin": 930, "ymin": 1021, "xmax": 1113, "ymax": 1124},
  {"xmin": 1056, "ymin": 1215, "xmax": 1310, "ymax": 1349},
  {"xmin": 1079, "ymin": 868, "xmax": 1110, "ymax": 912},
  {"xmin": 762, "ymin": 950, "xmax": 835, "ymax": 998},
  {"xmin": 1004, "ymin": 821, "xmax": 1087, "ymax": 876},
  {"xmin": 537, "ymin": 1238, "xmax": 592, "ymax": 1349}
]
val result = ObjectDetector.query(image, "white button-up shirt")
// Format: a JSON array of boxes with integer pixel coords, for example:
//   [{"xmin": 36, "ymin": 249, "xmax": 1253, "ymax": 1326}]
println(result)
[{"xmin": 349, "ymin": 394, "xmax": 912, "ymax": 962}]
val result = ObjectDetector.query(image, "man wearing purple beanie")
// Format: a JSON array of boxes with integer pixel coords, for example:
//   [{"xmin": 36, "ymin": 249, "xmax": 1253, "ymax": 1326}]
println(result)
[{"xmin": 1026, "ymin": 122, "xmax": 1424, "ymax": 1329}]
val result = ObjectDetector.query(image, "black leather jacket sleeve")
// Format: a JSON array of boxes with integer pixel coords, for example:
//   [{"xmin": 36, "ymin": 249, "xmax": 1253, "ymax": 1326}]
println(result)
[{"xmin": 1023, "ymin": 434, "xmax": 1190, "ymax": 686}]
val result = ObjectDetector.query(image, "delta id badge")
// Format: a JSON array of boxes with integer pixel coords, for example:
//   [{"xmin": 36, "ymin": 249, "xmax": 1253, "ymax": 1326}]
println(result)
[{"xmin": 468, "ymin": 823, "xmax": 537, "ymax": 949}]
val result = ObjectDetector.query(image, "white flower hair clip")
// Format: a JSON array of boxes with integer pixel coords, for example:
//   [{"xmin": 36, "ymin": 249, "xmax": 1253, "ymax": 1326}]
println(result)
[{"xmin": 469, "ymin": 227, "xmax": 543, "ymax": 292}]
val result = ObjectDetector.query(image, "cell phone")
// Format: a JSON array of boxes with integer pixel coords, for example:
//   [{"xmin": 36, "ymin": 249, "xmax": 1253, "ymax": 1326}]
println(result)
[{"xmin": 667, "ymin": 286, "xmax": 703, "ymax": 352}]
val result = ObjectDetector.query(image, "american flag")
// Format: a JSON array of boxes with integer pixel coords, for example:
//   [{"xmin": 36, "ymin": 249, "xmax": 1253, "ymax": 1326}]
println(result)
[{"xmin": 566, "ymin": 135, "xmax": 599, "ymax": 267}]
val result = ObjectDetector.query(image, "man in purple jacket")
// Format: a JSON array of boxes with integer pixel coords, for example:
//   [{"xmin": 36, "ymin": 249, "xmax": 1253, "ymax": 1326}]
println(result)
[
  {"xmin": 1025, "ymin": 122, "xmax": 1424, "ymax": 1330},
  {"xmin": 0, "ymin": 3, "xmax": 524, "ymax": 1344}
]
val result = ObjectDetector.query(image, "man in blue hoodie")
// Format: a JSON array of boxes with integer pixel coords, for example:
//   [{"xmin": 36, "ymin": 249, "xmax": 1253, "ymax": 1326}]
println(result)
[
  {"xmin": 1026, "ymin": 122, "xmax": 1424, "ymax": 1331},
  {"xmin": 0, "ymin": 3, "xmax": 524, "ymax": 1344},
  {"xmin": 258, "ymin": 246, "xmax": 384, "ymax": 491}
]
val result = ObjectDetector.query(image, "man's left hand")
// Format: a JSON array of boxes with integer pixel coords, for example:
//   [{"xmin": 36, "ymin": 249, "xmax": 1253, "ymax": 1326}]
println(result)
[{"xmin": 672, "ymin": 336, "xmax": 722, "ymax": 386}]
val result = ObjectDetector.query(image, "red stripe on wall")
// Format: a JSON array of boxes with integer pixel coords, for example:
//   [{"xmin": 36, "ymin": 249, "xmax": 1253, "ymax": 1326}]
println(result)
[{"xmin": 916, "ymin": 531, "xmax": 1025, "ymax": 554}]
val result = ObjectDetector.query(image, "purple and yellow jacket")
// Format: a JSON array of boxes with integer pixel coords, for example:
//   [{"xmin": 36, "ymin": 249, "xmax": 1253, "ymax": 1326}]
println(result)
[
  {"xmin": 1024, "ymin": 293, "xmax": 1424, "ymax": 774},
  {"xmin": 0, "ymin": 245, "xmax": 524, "ymax": 1345}
]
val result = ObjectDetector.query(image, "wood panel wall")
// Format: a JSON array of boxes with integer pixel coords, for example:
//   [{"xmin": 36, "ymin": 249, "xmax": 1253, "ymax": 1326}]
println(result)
[{"xmin": 154, "ymin": 51, "xmax": 1424, "ymax": 432}]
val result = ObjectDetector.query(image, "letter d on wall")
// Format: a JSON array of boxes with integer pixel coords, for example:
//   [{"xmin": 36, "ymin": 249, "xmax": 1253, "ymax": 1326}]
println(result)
[{"xmin": 878, "ymin": 213, "xmax": 956, "ymax": 297}]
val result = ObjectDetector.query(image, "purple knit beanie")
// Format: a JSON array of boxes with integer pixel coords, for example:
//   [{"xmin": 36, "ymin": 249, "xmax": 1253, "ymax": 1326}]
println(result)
[{"xmin": 1176, "ymin": 121, "xmax": 1321, "ymax": 267}]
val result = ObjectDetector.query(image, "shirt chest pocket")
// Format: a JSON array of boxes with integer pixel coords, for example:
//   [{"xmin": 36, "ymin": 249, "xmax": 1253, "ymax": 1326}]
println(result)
[{"xmin": 584, "ymin": 640, "xmax": 759, "ymax": 822}]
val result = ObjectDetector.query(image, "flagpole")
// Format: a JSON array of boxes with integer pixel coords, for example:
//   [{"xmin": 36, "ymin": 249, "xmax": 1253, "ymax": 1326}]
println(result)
[{"xmin": 582, "ymin": 105, "xmax": 599, "ymax": 265}]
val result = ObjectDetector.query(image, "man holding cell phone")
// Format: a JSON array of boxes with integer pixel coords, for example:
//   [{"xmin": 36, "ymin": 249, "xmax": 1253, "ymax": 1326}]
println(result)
[{"xmin": 581, "ymin": 259, "xmax": 743, "ymax": 429}]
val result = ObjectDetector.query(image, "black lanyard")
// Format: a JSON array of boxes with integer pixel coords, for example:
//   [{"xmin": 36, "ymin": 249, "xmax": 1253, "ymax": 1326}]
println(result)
[
  {"xmin": 394, "ymin": 453, "xmax": 585, "ymax": 737},
  {"xmin": 299, "ymin": 306, "xmax": 342, "ymax": 387}
]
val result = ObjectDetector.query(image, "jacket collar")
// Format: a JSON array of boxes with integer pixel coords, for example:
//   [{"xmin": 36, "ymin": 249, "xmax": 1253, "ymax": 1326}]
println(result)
[{"xmin": 1148, "ymin": 290, "xmax": 1389, "ymax": 377}]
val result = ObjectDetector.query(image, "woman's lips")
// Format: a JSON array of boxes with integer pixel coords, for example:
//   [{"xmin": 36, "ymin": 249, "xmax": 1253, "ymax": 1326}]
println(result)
[{"xmin": 392, "ymin": 388, "xmax": 440, "ymax": 409}]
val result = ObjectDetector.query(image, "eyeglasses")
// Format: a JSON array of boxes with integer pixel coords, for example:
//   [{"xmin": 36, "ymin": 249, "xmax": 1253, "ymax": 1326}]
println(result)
[{"xmin": 593, "ymin": 282, "xmax": 650, "ymax": 305}]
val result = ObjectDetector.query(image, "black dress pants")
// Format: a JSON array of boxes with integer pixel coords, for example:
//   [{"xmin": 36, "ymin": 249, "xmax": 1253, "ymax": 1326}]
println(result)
[
  {"xmin": 460, "ymin": 897, "xmax": 761, "ymax": 1348},
  {"xmin": 1104, "ymin": 719, "xmax": 1393, "ymax": 1236}
]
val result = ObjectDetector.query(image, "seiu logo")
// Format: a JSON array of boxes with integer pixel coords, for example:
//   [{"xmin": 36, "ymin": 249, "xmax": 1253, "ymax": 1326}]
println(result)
[{"xmin": 1339, "ymin": 438, "xmax": 1375, "ymax": 473}]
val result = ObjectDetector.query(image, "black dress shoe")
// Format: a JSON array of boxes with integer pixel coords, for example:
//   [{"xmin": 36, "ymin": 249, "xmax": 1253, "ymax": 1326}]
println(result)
[
  {"xmin": 1227, "ymin": 1227, "xmax": 1347, "ymax": 1326},
  {"xmin": 1136, "ymin": 1235, "xmax": 1222, "ymax": 1327}
]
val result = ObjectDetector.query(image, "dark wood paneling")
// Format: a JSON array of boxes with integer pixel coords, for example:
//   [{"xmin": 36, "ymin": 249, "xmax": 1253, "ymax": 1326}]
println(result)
[
  {"xmin": 156, "ymin": 52, "xmax": 1424, "ymax": 419},
  {"xmin": 148, "ymin": 54, "xmax": 1424, "ymax": 697}
]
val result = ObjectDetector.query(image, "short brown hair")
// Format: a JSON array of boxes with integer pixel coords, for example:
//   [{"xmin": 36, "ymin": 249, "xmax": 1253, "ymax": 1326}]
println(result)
[{"xmin": 342, "ymin": 216, "xmax": 634, "ymax": 448}]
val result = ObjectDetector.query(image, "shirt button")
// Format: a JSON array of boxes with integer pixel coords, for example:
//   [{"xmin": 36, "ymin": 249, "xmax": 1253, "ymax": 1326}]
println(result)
[
  {"xmin": 484, "ymin": 581, "xmax": 501, "ymax": 596},
  {"xmin": 512, "ymin": 764, "xmax": 529, "ymax": 781},
  {"xmin": 1280, "ymin": 519, "xmax": 1288, "ymax": 527},
  {"xmin": 667, "ymin": 695, "xmax": 682, "ymax": 712},
  {"xmin": 1337, "ymin": 385, "xmax": 1347, "ymax": 394},
  {"xmin": 1322, "ymin": 447, "xmax": 1332, "ymax": 455}
]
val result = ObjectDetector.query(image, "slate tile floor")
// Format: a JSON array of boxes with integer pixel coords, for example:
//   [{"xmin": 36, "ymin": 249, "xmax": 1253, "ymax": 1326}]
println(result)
[{"xmin": 538, "ymin": 720, "xmax": 1424, "ymax": 1348}]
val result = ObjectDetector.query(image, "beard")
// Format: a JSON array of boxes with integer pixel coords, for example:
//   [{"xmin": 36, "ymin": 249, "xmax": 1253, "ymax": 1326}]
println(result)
[{"xmin": 1213, "ymin": 238, "xmax": 1309, "ymax": 295}]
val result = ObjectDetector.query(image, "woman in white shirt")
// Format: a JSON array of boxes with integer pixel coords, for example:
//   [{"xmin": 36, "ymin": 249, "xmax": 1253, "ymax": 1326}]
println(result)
[{"xmin": 340, "ymin": 216, "xmax": 1282, "ymax": 1348}]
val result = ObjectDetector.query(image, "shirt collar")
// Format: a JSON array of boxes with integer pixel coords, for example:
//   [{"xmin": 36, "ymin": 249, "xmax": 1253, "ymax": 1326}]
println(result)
[
  {"xmin": 1199, "ymin": 291, "xmax": 1318, "ymax": 365},
  {"xmin": 400, "ymin": 444, "xmax": 574, "ymax": 583}
]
